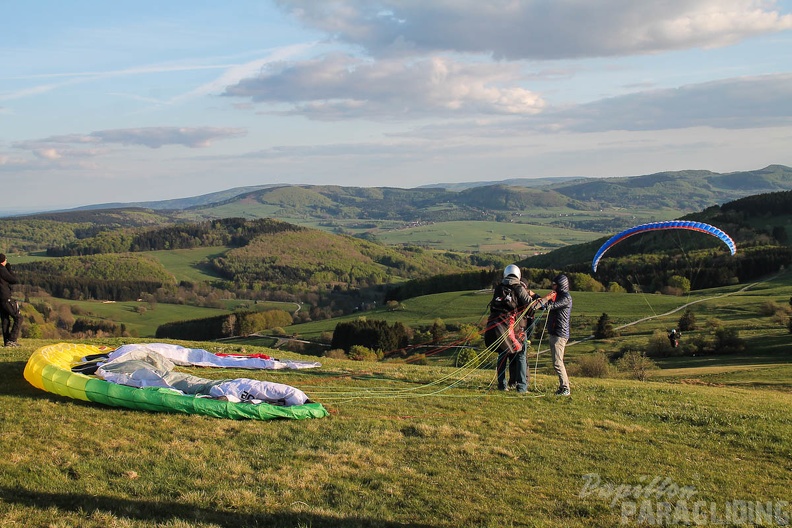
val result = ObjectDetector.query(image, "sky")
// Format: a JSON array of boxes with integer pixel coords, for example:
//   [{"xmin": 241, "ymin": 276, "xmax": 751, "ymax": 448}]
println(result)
[{"xmin": 2, "ymin": 0, "xmax": 792, "ymax": 214}]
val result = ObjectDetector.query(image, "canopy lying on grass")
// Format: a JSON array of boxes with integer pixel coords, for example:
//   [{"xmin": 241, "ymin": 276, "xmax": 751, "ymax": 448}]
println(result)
[
  {"xmin": 24, "ymin": 343, "xmax": 328, "ymax": 420},
  {"xmin": 591, "ymin": 220, "xmax": 737, "ymax": 273}
]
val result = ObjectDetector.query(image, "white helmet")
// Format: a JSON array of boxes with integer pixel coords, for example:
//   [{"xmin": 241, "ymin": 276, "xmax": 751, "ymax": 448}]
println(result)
[{"xmin": 503, "ymin": 264, "xmax": 521, "ymax": 279}]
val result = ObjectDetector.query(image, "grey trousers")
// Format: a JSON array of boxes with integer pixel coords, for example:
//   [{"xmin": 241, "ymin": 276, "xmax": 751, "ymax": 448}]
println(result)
[{"xmin": 549, "ymin": 335, "xmax": 570, "ymax": 390}]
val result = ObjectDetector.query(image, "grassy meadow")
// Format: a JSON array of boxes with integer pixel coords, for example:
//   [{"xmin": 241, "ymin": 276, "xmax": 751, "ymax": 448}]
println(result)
[
  {"xmin": 27, "ymin": 296, "xmax": 298, "ymax": 338},
  {"xmin": 146, "ymin": 247, "xmax": 231, "ymax": 283},
  {"xmin": 371, "ymin": 220, "xmax": 604, "ymax": 254},
  {"xmin": 1, "ymin": 336, "xmax": 790, "ymax": 527},
  {"xmin": 2, "ymin": 270, "xmax": 790, "ymax": 526}
]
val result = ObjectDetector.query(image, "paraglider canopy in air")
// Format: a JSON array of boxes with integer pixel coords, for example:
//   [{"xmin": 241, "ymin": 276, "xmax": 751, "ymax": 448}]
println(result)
[{"xmin": 591, "ymin": 221, "xmax": 736, "ymax": 273}]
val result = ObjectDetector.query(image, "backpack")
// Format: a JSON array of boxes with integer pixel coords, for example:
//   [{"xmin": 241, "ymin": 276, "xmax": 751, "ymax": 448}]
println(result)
[{"xmin": 490, "ymin": 283, "xmax": 518, "ymax": 314}]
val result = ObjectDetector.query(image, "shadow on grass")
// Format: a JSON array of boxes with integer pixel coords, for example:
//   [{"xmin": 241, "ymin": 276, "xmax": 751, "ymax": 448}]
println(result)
[
  {"xmin": 0, "ymin": 360, "xmax": 43, "ymax": 397},
  {"xmin": 656, "ymin": 341, "xmax": 792, "ymax": 370},
  {"xmin": 0, "ymin": 487, "xmax": 437, "ymax": 528}
]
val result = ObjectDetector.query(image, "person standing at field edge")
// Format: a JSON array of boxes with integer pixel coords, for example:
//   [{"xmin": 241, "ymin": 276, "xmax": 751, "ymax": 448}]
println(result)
[
  {"xmin": 484, "ymin": 264, "xmax": 540, "ymax": 393},
  {"xmin": 0, "ymin": 254, "xmax": 22, "ymax": 347},
  {"xmin": 543, "ymin": 274, "xmax": 572, "ymax": 396}
]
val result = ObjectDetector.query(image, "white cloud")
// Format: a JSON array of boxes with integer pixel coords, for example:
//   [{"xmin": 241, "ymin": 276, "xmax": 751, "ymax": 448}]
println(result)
[
  {"xmin": 389, "ymin": 73, "xmax": 792, "ymax": 139},
  {"xmin": 543, "ymin": 73, "xmax": 792, "ymax": 132},
  {"xmin": 275, "ymin": 0, "xmax": 792, "ymax": 59},
  {"xmin": 91, "ymin": 127, "xmax": 247, "ymax": 148},
  {"xmin": 18, "ymin": 127, "xmax": 247, "ymax": 149},
  {"xmin": 224, "ymin": 53, "xmax": 544, "ymax": 119},
  {"xmin": 33, "ymin": 148, "xmax": 62, "ymax": 160}
]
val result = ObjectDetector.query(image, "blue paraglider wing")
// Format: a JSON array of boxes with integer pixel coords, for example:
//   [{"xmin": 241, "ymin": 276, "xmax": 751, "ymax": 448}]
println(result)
[{"xmin": 591, "ymin": 221, "xmax": 736, "ymax": 272}]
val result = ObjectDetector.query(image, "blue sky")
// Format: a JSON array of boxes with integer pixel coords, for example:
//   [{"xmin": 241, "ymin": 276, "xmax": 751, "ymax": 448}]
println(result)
[{"xmin": 2, "ymin": 0, "xmax": 792, "ymax": 213}]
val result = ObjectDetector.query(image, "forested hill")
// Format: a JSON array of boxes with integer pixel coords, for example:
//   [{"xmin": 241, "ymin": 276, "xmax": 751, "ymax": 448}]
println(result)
[
  {"xmin": 519, "ymin": 189, "xmax": 792, "ymax": 291},
  {"xmin": 547, "ymin": 165, "xmax": 792, "ymax": 211},
  {"xmin": 17, "ymin": 164, "xmax": 792, "ymax": 221}
]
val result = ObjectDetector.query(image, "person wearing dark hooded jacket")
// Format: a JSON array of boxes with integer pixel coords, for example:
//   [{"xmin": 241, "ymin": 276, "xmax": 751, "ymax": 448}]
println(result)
[
  {"xmin": 0, "ymin": 253, "xmax": 21, "ymax": 348},
  {"xmin": 484, "ymin": 264, "xmax": 539, "ymax": 393},
  {"xmin": 543, "ymin": 274, "xmax": 572, "ymax": 395}
]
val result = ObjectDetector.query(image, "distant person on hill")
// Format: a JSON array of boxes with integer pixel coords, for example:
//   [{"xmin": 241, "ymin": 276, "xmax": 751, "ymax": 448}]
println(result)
[
  {"xmin": 542, "ymin": 274, "xmax": 573, "ymax": 396},
  {"xmin": 668, "ymin": 328, "xmax": 680, "ymax": 348},
  {"xmin": 484, "ymin": 264, "xmax": 540, "ymax": 393},
  {"xmin": 0, "ymin": 254, "xmax": 21, "ymax": 348}
]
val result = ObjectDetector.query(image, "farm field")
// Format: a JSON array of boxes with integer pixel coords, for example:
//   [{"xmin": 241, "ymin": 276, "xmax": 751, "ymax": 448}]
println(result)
[
  {"xmin": 27, "ymin": 296, "xmax": 297, "ymax": 338},
  {"xmin": 372, "ymin": 220, "xmax": 603, "ymax": 254},
  {"xmin": 146, "ymin": 246, "xmax": 231, "ymax": 283}
]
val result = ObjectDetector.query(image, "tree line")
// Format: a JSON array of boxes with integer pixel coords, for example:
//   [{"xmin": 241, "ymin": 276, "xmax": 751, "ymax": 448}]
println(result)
[
  {"xmin": 155, "ymin": 309, "xmax": 293, "ymax": 341},
  {"xmin": 46, "ymin": 217, "xmax": 304, "ymax": 256}
]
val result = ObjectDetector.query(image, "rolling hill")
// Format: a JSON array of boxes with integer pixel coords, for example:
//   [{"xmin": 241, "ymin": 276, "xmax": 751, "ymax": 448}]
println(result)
[{"xmin": 25, "ymin": 164, "xmax": 792, "ymax": 222}]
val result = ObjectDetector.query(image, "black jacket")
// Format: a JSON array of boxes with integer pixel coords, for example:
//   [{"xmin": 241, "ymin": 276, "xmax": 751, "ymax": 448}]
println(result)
[
  {"xmin": 485, "ymin": 277, "xmax": 537, "ymax": 354},
  {"xmin": 0, "ymin": 264, "xmax": 18, "ymax": 299}
]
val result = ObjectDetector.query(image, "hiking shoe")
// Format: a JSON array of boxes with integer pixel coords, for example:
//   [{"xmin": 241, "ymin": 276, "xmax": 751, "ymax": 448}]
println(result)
[
  {"xmin": 4, "ymin": 342, "xmax": 20, "ymax": 348},
  {"xmin": 555, "ymin": 387, "xmax": 571, "ymax": 396}
]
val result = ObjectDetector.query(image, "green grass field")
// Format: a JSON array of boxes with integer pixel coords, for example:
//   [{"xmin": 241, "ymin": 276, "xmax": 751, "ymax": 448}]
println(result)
[
  {"xmin": 29, "ymin": 296, "xmax": 300, "ymax": 338},
  {"xmin": 1, "ymin": 334, "xmax": 790, "ymax": 527},
  {"xmin": 3, "ymin": 221, "xmax": 790, "ymax": 525},
  {"xmin": 41, "ymin": 298, "xmax": 231, "ymax": 337},
  {"xmin": 146, "ymin": 246, "xmax": 231, "ymax": 283},
  {"xmin": 372, "ymin": 220, "xmax": 604, "ymax": 254}
]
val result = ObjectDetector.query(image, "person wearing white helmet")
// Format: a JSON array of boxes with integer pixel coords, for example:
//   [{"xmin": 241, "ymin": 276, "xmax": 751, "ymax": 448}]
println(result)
[{"xmin": 484, "ymin": 264, "xmax": 540, "ymax": 392}]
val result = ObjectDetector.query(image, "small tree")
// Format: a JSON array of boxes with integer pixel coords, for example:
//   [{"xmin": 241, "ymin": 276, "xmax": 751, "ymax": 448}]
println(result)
[
  {"xmin": 430, "ymin": 318, "xmax": 447, "ymax": 342},
  {"xmin": 678, "ymin": 309, "xmax": 696, "ymax": 332},
  {"xmin": 713, "ymin": 327, "xmax": 746, "ymax": 354},
  {"xmin": 386, "ymin": 300, "xmax": 404, "ymax": 311},
  {"xmin": 324, "ymin": 349, "xmax": 348, "ymax": 360},
  {"xmin": 616, "ymin": 351, "xmax": 658, "ymax": 381},
  {"xmin": 667, "ymin": 275, "xmax": 691, "ymax": 294},
  {"xmin": 646, "ymin": 329, "xmax": 674, "ymax": 358},
  {"xmin": 573, "ymin": 351, "xmax": 612, "ymax": 378},
  {"xmin": 348, "ymin": 345, "xmax": 379, "ymax": 361},
  {"xmin": 593, "ymin": 313, "xmax": 618, "ymax": 339},
  {"xmin": 456, "ymin": 348, "xmax": 479, "ymax": 367},
  {"xmin": 607, "ymin": 282, "xmax": 626, "ymax": 293},
  {"xmin": 458, "ymin": 323, "xmax": 483, "ymax": 347}
]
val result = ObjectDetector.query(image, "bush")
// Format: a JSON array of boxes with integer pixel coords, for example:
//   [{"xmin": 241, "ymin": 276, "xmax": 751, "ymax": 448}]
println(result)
[
  {"xmin": 759, "ymin": 300, "xmax": 781, "ymax": 317},
  {"xmin": 616, "ymin": 351, "xmax": 658, "ymax": 381},
  {"xmin": 593, "ymin": 313, "xmax": 618, "ymax": 339},
  {"xmin": 678, "ymin": 309, "xmax": 696, "ymax": 332},
  {"xmin": 713, "ymin": 327, "xmax": 746, "ymax": 354},
  {"xmin": 324, "ymin": 349, "xmax": 348, "ymax": 360},
  {"xmin": 667, "ymin": 275, "xmax": 691, "ymax": 294},
  {"xmin": 607, "ymin": 282, "xmax": 627, "ymax": 293},
  {"xmin": 646, "ymin": 329, "xmax": 675, "ymax": 358},
  {"xmin": 23, "ymin": 322, "xmax": 44, "ymax": 339},
  {"xmin": 573, "ymin": 351, "xmax": 612, "ymax": 378},
  {"xmin": 410, "ymin": 353, "xmax": 428, "ymax": 365},
  {"xmin": 458, "ymin": 323, "xmax": 483, "ymax": 348},
  {"xmin": 456, "ymin": 347, "xmax": 479, "ymax": 367},
  {"xmin": 348, "ymin": 345, "xmax": 379, "ymax": 362}
]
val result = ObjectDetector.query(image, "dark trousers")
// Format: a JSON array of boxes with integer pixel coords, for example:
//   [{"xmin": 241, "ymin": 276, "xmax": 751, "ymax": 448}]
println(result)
[
  {"xmin": 1, "ymin": 298, "xmax": 20, "ymax": 345},
  {"xmin": 497, "ymin": 348, "xmax": 527, "ymax": 392}
]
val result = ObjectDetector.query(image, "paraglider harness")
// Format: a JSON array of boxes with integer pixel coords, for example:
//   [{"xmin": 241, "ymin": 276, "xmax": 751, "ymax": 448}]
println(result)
[{"xmin": 488, "ymin": 283, "xmax": 539, "ymax": 355}]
